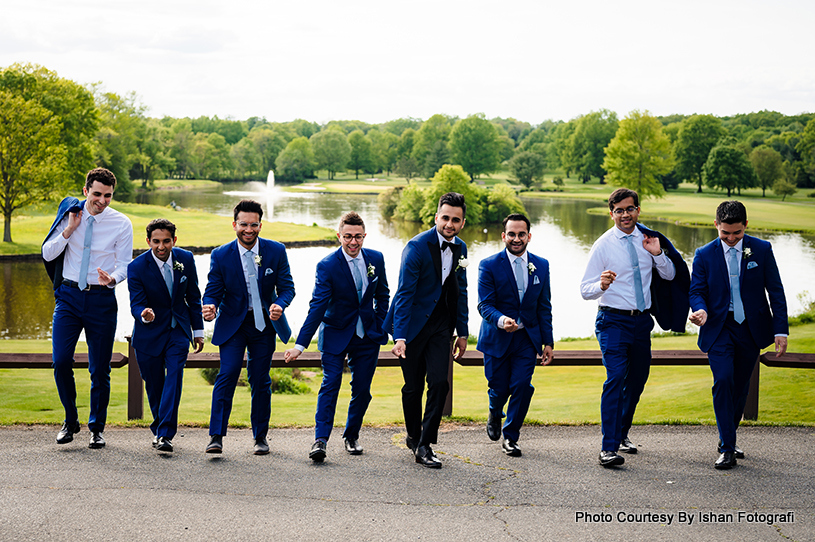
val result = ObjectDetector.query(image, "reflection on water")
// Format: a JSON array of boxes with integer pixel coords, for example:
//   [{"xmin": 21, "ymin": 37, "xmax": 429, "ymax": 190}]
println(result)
[{"xmin": 2, "ymin": 186, "xmax": 813, "ymax": 343}]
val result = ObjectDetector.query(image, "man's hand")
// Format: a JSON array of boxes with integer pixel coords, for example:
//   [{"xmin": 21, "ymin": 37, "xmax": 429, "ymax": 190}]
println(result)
[
  {"xmin": 193, "ymin": 337, "xmax": 205, "ymax": 353},
  {"xmin": 283, "ymin": 348, "xmax": 301, "ymax": 363},
  {"xmin": 62, "ymin": 211, "xmax": 82, "ymax": 239},
  {"xmin": 540, "ymin": 345, "xmax": 554, "ymax": 366},
  {"xmin": 269, "ymin": 303, "xmax": 283, "ymax": 321},
  {"xmin": 97, "ymin": 268, "xmax": 116, "ymax": 286},
  {"xmin": 600, "ymin": 270, "xmax": 617, "ymax": 291},
  {"xmin": 502, "ymin": 317, "xmax": 519, "ymax": 333},
  {"xmin": 141, "ymin": 308, "xmax": 155, "ymax": 323},
  {"xmin": 775, "ymin": 336, "xmax": 788, "ymax": 358},
  {"xmin": 642, "ymin": 235, "xmax": 662, "ymax": 256},
  {"xmin": 452, "ymin": 336, "xmax": 467, "ymax": 361},
  {"xmin": 689, "ymin": 309, "xmax": 707, "ymax": 326},
  {"xmin": 202, "ymin": 304, "xmax": 217, "ymax": 321},
  {"xmin": 392, "ymin": 339, "xmax": 406, "ymax": 358}
]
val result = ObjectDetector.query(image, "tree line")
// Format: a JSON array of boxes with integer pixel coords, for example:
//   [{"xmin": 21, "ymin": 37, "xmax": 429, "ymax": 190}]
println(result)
[{"xmin": 2, "ymin": 62, "xmax": 815, "ymax": 241}]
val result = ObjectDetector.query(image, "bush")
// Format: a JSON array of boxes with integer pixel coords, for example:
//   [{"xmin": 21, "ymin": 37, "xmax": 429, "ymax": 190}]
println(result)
[
  {"xmin": 199, "ymin": 367, "xmax": 249, "ymax": 386},
  {"xmin": 808, "ymin": 191, "xmax": 815, "ymax": 198},
  {"xmin": 552, "ymin": 176, "xmax": 564, "ymax": 191},
  {"xmin": 270, "ymin": 368, "xmax": 311, "ymax": 395}
]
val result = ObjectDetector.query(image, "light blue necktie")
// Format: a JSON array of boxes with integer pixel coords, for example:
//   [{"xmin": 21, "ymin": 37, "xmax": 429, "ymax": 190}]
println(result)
[
  {"xmin": 625, "ymin": 235, "xmax": 646, "ymax": 311},
  {"xmin": 243, "ymin": 251, "xmax": 265, "ymax": 332},
  {"xmin": 727, "ymin": 247, "xmax": 745, "ymax": 324},
  {"xmin": 351, "ymin": 258, "xmax": 365, "ymax": 338},
  {"xmin": 163, "ymin": 262, "xmax": 176, "ymax": 328},
  {"xmin": 514, "ymin": 258, "xmax": 526, "ymax": 303},
  {"xmin": 78, "ymin": 215, "xmax": 95, "ymax": 290}
]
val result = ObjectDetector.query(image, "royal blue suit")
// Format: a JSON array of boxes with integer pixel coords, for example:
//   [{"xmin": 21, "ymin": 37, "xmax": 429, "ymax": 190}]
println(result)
[
  {"xmin": 384, "ymin": 227, "xmax": 468, "ymax": 446},
  {"xmin": 689, "ymin": 234, "xmax": 788, "ymax": 452},
  {"xmin": 128, "ymin": 248, "xmax": 203, "ymax": 440},
  {"xmin": 295, "ymin": 247, "xmax": 389, "ymax": 442},
  {"xmin": 477, "ymin": 251, "xmax": 553, "ymax": 442},
  {"xmin": 203, "ymin": 238, "xmax": 295, "ymax": 439}
]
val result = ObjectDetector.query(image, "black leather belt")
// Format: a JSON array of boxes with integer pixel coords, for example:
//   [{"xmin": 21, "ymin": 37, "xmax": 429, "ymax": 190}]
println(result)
[
  {"xmin": 62, "ymin": 279, "xmax": 108, "ymax": 292},
  {"xmin": 599, "ymin": 306, "xmax": 649, "ymax": 316}
]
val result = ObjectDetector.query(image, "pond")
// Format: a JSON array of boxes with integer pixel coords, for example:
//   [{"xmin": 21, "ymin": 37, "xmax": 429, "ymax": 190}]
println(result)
[{"xmin": 2, "ymin": 182, "xmax": 813, "ymax": 345}]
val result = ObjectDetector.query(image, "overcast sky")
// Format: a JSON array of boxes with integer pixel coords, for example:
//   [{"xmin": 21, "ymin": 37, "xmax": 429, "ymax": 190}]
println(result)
[{"xmin": 2, "ymin": 0, "xmax": 814, "ymax": 125}]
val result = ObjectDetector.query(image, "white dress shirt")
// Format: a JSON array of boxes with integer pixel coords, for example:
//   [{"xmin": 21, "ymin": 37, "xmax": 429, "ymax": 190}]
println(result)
[
  {"xmin": 42, "ymin": 202, "xmax": 133, "ymax": 287},
  {"xmin": 497, "ymin": 249, "xmax": 528, "ymax": 329},
  {"xmin": 437, "ymin": 230, "xmax": 456, "ymax": 283},
  {"xmin": 580, "ymin": 226, "xmax": 675, "ymax": 311}
]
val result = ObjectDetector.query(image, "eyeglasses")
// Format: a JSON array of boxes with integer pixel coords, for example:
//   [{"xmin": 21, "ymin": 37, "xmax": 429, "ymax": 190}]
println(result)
[
  {"xmin": 342, "ymin": 234, "xmax": 365, "ymax": 241},
  {"xmin": 237, "ymin": 221, "xmax": 261, "ymax": 228},
  {"xmin": 612, "ymin": 206, "xmax": 638, "ymax": 215},
  {"xmin": 504, "ymin": 231, "xmax": 528, "ymax": 240}
]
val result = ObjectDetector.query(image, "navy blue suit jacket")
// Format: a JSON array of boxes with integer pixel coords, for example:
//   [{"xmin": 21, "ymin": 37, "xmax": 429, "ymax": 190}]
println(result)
[
  {"xmin": 689, "ymin": 234, "xmax": 788, "ymax": 353},
  {"xmin": 384, "ymin": 227, "xmax": 468, "ymax": 343},
  {"xmin": 636, "ymin": 223, "xmax": 690, "ymax": 333},
  {"xmin": 42, "ymin": 197, "xmax": 85, "ymax": 290},
  {"xmin": 128, "ymin": 248, "xmax": 204, "ymax": 357},
  {"xmin": 476, "ymin": 251, "xmax": 553, "ymax": 357},
  {"xmin": 202, "ymin": 238, "xmax": 295, "ymax": 345},
  {"xmin": 295, "ymin": 247, "xmax": 390, "ymax": 354}
]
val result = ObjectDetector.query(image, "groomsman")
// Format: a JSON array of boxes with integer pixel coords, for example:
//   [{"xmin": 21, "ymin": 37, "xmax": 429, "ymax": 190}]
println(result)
[
  {"xmin": 202, "ymin": 200, "xmax": 294, "ymax": 455},
  {"xmin": 128, "ymin": 219, "xmax": 205, "ymax": 452},
  {"xmin": 42, "ymin": 168, "xmax": 133, "ymax": 449},
  {"xmin": 580, "ymin": 188, "xmax": 689, "ymax": 467},
  {"xmin": 384, "ymin": 192, "xmax": 469, "ymax": 468},
  {"xmin": 689, "ymin": 200, "xmax": 788, "ymax": 469},
  {"xmin": 477, "ymin": 214, "xmax": 553, "ymax": 457},
  {"xmin": 284, "ymin": 212, "xmax": 389, "ymax": 462}
]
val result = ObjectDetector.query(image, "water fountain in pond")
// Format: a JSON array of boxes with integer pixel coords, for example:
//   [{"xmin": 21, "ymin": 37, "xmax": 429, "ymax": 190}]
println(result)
[{"xmin": 222, "ymin": 170, "xmax": 280, "ymax": 218}]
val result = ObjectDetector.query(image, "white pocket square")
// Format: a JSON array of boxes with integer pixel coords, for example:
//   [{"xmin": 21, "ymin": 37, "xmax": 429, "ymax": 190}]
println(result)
[
  {"xmin": 180, "ymin": 276, "xmax": 187, "ymax": 283},
  {"xmin": 264, "ymin": 268, "xmax": 273, "ymax": 276},
  {"xmin": 533, "ymin": 275, "xmax": 540, "ymax": 285}
]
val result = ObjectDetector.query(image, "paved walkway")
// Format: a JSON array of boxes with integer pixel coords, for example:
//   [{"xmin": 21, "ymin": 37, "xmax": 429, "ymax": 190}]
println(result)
[{"xmin": 0, "ymin": 425, "xmax": 812, "ymax": 541}]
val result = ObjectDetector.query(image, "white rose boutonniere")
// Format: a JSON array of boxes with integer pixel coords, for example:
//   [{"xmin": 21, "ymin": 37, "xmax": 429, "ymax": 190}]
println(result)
[
  {"xmin": 528, "ymin": 262, "xmax": 536, "ymax": 275},
  {"xmin": 254, "ymin": 254, "xmax": 262, "ymax": 267},
  {"xmin": 743, "ymin": 247, "xmax": 752, "ymax": 259},
  {"xmin": 456, "ymin": 256, "xmax": 469, "ymax": 272},
  {"xmin": 172, "ymin": 261, "xmax": 184, "ymax": 272},
  {"xmin": 367, "ymin": 263, "xmax": 375, "ymax": 277}
]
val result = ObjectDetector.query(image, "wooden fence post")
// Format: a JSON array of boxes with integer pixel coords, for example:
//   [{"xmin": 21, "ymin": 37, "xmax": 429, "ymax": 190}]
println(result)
[
  {"xmin": 126, "ymin": 337, "xmax": 144, "ymax": 420},
  {"xmin": 743, "ymin": 356, "xmax": 760, "ymax": 421}
]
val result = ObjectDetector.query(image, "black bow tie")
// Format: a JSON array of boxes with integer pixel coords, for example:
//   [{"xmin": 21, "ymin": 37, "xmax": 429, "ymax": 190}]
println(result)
[{"xmin": 442, "ymin": 241, "xmax": 455, "ymax": 252}]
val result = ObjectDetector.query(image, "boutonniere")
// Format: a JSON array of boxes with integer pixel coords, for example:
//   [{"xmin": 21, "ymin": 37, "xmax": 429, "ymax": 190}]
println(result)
[
  {"xmin": 743, "ymin": 247, "xmax": 752, "ymax": 259},
  {"xmin": 254, "ymin": 254, "xmax": 262, "ymax": 267},
  {"xmin": 367, "ymin": 263, "xmax": 375, "ymax": 277},
  {"xmin": 527, "ymin": 262, "xmax": 536, "ymax": 275},
  {"xmin": 456, "ymin": 256, "xmax": 469, "ymax": 272},
  {"xmin": 172, "ymin": 261, "xmax": 184, "ymax": 272}
]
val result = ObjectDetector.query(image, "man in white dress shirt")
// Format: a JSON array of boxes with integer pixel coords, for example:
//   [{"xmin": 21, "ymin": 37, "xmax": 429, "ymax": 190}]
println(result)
[
  {"xmin": 580, "ymin": 188, "xmax": 680, "ymax": 467},
  {"xmin": 42, "ymin": 168, "xmax": 133, "ymax": 449}
]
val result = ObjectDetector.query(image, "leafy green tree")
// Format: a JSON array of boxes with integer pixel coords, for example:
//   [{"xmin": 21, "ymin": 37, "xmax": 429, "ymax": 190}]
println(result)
[
  {"xmin": 131, "ymin": 118, "xmax": 175, "ymax": 187},
  {"xmin": 93, "ymin": 89, "xmax": 145, "ymax": 196},
  {"xmin": 702, "ymin": 144, "xmax": 756, "ymax": 196},
  {"xmin": 420, "ymin": 164, "xmax": 485, "ymax": 225},
  {"xmin": 382, "ymin": 117, "xmax": 422, "ymax": 136},
  {"xmin": 369, "ymin": 129, "xmax": 399, "ymax": 174},
  {"xmin": 275, "ymin": 136, "xmax": 316, "ymax": 182},
  {"xmin": 0, "ymin": 63, "xmax": 98, "ymax": 190},
  {"xmin": 796, "ymin": 118, "xmax": 815, "ymax": 169},
  {"xmin": 570, "ymin": 109, "xmax": 618, "ymax": 183},
  {"xmin": 517, "ymin": 128, "xmax": 548, "ymax": 158},
  {"xmin": 483, "ymin": 183, "xmax": 525, "ymax": 223},
  {"xmin": 230, "ymin": 137, "xmax": 260, "ymax": 179},
  {"xmin": 497, "ymin": 135, "xmax": 516, "ymax": 163},
  {"xmin": 392, "ymin": 182, "xmax": 426, "ymax": 222},
  {"xmin": 449, "ymin": 113, "xmax": 501, "ymax": 180},
  {"xmin": 491, "ymin": 117, "xmax": 532, "ymax": 145},
  {"xmin": 772, "ymin": 178, "xmax": 797, "ymax": 201},
  {"xmin": 423, "ymin": 140, "xmax": 450, "ymax": 179},
  {"xmin": 395, "ymin": 156, "xmax": 420, "ymax": 180},
  {"xmin": 0, "ymin": 91, "xmax": 67, "ymax": 242},
  {"xmin": 411, "ymin": 114, "xmax": 453, "ymax": 170},
  {"xmin": 508, "ymin": 151, "xmax": 546, "ymax": 189},
  {"xmin": 552, "ymin": 121, "xmax": 577, "ymax": 176},
  {"xmin": 674, "ymin": 114, "xmax": 726, "ymax": 192},
  {"xmin": 168, "ymin": 118, "xmax": 195, "ymax": 178},
  {"xmin": 749, "ymin": 145, "xmax": 784, "ymax": 197},
  {"xmin": 247, "ymin": 126, "xmax": 287, "ymax": 176},
  {"xmin": 603, "ymin": 110, "xmax": 673, "ymax": 199},
  {"xmin": 348, "ymin": 130, "xmax": 375, "ymax": 179},
  {"xmin": 396, "ymin": 128, "xmax": 416, "ymax": 160},
  {"xmin": 310, "ymin": 129, "xmax": 351, "ymax": 180}
]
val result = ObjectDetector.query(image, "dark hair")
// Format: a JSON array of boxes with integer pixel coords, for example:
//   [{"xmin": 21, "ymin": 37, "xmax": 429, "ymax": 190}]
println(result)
[
  {"xmin": 146, "ymin": 218, "xmax": 176, "ymax": 239},
  {"xmin": 608, "ymin": 188, "xmax": 639, "ymax": 211},
  {"xmin": 339, "ymin": 211, "xmax": 365, "ymax": 231},
  {"xmin": 716, "ymin": 200, "xmax": 747, "ymax": 224},
  {"xmin": 502, "ymin": 213, "xmax": 531, "ymax": 231},
  {"xmin": 85, "ymin": 167, "xmax": 117, "ymax": 190},
  {"xmin": 233, "ymin": 199, "xmax": 263, "ymax": 221},
  {"xmin": 437, "ymin": 192, "xmax": 466, "ymax": 217}
]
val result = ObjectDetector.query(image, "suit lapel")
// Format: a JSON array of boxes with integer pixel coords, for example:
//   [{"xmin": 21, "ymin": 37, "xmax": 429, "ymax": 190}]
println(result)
[
  {"xmin": 740, "ymin": 236, "xmax": 751, "ymax": 289},
  {"xmin": 427, "ymin": 234, "xmax": 441, "ymax": 282},
  {"xmin": 336, "ymin": 248, "xmax": 357, "ymax": 294}
]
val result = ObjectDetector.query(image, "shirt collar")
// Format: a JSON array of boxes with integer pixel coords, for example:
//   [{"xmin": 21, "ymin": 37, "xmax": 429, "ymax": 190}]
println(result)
[
  {"xmin": 436, "ymin": 230, "xmax": 456, "ymax": 248},
  {"xmin": 83, "ymin": 202, "xmax": 108, "ymax": 223},
  {"xmin": 505, "ymin": 249, "xmax": 528, "ymax": 264},
  {"xmin": 238, "ymin": 241, "xmax": 259, "ymax": 257},
  {"xmin": 151, "ymin": 251, "xmax": 173, "ymax": 269},
  {"xmin": 343, "ymin": 249, "xmax": 362, "ymax": 264},
  {"xmin": 720, "ymin": 239, "xmax": 744, "ymax": 253},
  {"xmin": 613, "ymin": 225, "xmax": 640, "ymax": 239}
]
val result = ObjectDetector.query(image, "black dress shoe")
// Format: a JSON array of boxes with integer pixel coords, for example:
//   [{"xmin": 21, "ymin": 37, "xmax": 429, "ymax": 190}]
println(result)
[
  {"xmin": 405, "ymin": 435, "xmax": 418, "ymax": 453},
  {"xmin": 206, "ymin": 435, "xmax": 223, "ymax": 454},
  {"xmin": 415, "ymin": 445, "xmax": 442, "ymax": 468},
  {"xmin": 343, "ymin": 437, "xmax": 363, "ymax": 455},
  {"xmin": 56, "ymin": 421, "xmax": 80, "ymax": 444},
  {"xmin": 502, "ymin": 439, "xmax": 522, "ymax": 457},
  {"xmin": 599, "ymin": 450, "xmax": 624, "ymax": 467},
  {"xmin": 156, "ymin": 437, "xmax": 174, "ymax": 452},
  {"xmin": 714, "ymin": 451, "xmax": 737, "ymax": 470},
  {"xmin": 619, "ymin": 437, "xmax": 638, "ymax": 454},
  {"xmin": 309, "ymin": 440, "xmax": 327, "ymax": 462},
  {"xmin": 88, "ymin": 432, "xmax": 106, "ymax": 449},
  {"xmin": 718, "ymin": 440, "xmax": 745, "ymax": 459},
  {"xmin": 486, "ymin": 411, "xmax": 502, "ymax": 442},
  {"xmin": 151, "ymin": 436, "xmax": 159, "ymax": 448},
  {"xmin": 253, "ymin": 436, "xmax": 270, "ymax": 455}
]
